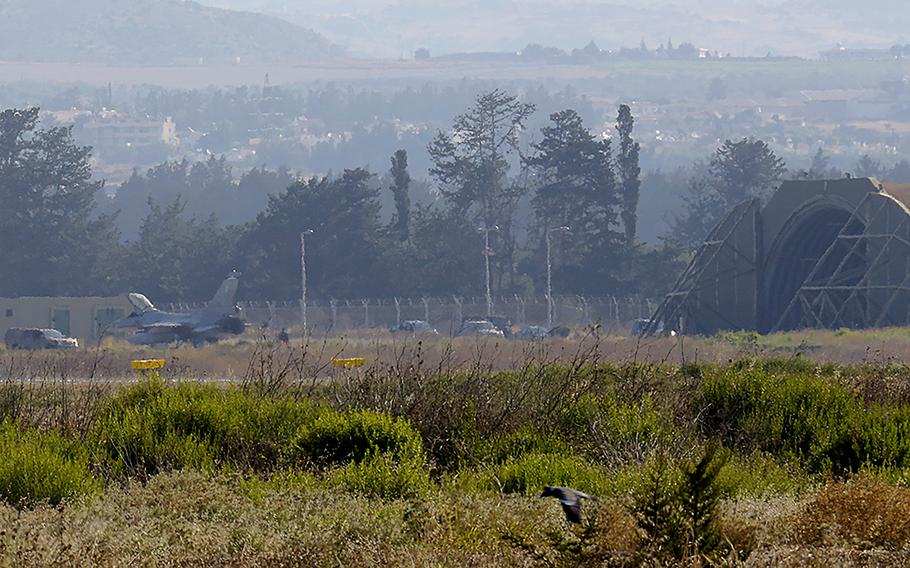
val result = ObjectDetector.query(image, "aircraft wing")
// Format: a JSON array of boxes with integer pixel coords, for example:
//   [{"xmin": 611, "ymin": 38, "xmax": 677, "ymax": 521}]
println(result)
[
  {"xmin": 191, "ymin": 325, "xmax": 219, "ymax": 333},
  {"xmin": 137, "ymin": 322, "xmax": 190, "ymax": 330}
]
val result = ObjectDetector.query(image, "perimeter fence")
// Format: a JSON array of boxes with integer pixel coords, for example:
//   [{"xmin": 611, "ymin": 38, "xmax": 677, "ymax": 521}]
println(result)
[{"xmin": 161, "ymin": 295, "xmax": 659, "ymax": 335}]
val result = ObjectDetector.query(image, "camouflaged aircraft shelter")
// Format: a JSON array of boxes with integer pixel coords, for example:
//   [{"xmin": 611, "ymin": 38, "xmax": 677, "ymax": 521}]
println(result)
[{"xmin": 649, "ymin": 177, "xmax": 910, "ymax": 335}]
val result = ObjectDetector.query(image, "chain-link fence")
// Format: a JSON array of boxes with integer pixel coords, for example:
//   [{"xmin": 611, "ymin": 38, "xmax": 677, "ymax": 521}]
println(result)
[{"xmin": 162, "ymin": 296, "xmax": 659, "ymax": 335}]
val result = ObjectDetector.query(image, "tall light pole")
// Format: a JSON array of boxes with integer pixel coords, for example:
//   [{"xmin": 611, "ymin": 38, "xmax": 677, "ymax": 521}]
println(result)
[
  {"xmin": 300, "ymin": 229, "xmax": 314, "ymax": 334},
  {"xmin": 546, "ymin": 226, "xmax": 571, "ymax": 328},
  {"xmin": 477, "ymin": 225, "xmax": 499, "ymax": 317}
]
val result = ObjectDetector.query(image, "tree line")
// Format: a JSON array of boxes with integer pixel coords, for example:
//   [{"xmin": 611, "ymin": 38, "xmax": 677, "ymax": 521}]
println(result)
[{"xmin": 0, "ymin": 93, "xmax": 856, "ymax": 306}]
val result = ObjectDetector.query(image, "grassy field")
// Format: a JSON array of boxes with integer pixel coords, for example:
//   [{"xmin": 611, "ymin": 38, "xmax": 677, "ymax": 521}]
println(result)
[
  {"xmin": 3, "ymin": 333, "xmax": 910, "ymax": 565},
  {"xmin": 27, "ymin": 325, "xmax": 910, "ymax": 381}
]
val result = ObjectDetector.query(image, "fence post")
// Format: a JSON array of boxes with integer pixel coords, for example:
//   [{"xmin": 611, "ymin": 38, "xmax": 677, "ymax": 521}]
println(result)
[
  {"xmin": 422, "ymin": 297, "xmax": 430, "ymax": 323},
  {"xmin": 394, "ymin": 297, "xmax": 401, "ymax": 326},
  {"xmin": 362, "ymin": 299, "xmax": 370, "ymax": 328},
  {"xmin": 266, "ymin": 301, "xmax": 276, "ymax": 328},
  {"xmin": 330, "ymin": 298, "xmax": 337, "ymax": 331},
  {"xmin": 453, "ymin": 296, "xmax": 463, "ymax": 334}
]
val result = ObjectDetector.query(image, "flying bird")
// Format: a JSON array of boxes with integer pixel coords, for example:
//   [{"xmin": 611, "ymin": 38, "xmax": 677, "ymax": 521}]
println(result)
[{"xmin": 540, "ymin": 486, "xmax": 595, "ymax": 524}]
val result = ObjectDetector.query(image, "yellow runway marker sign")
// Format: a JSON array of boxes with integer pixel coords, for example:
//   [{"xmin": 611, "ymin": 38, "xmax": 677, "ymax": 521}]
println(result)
[
  {"xmin": 332, "ymin": 358, "xmax": 366, "ymax": 368},
  {"xmin": 131, "ymin": 359, "xmax": 165, "ymax": 371}
]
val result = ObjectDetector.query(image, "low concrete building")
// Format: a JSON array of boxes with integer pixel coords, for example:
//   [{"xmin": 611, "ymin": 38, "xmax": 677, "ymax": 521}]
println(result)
[{"xmin": 0, "ymin": 297, "xmax": 134, "ymax": 345}]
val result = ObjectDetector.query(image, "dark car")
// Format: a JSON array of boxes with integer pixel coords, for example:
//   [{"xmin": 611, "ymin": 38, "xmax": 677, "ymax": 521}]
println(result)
[
  {"xmin": 516, "ymin": 325, "xmax": 572, "ymax": 340},
  {"xmin": 516, "ymin": 325, "xmax": 549, "ymax": 340},
  {"xmin": 389, "ymin": 320, "xmax": 439, "ymax": 335},
  {"xmin": 4, "ymin": 328, "xmax": 79, "ymax": 350}
]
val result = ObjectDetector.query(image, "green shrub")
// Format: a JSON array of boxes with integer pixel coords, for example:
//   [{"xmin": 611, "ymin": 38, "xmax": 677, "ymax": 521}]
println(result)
[
  {"xmin": 294, "ymin": 409, "xmax": 424, "ymax": 466},
  {"xmin": 493, "ymin": 452, "xmax": 613, "ymax": 496},
  {"xmin": 715, "ymin": 452, "xmax": 810, "ymax": 497},
  {"xmin": 481, "ymin": 428, "xmax": 573, "ymax": 465},
  {"xmin": 91, "ymin": 380, "xmax": 320, "ymax": 477},
  {"xmin": 697, "ymin": 366, "xmax": 910, "ymax": 474},
  {"xmin": 0, "ymin": 422, "xmax": 99, "ymax": 507},
  {"xmin": 632, "ymin": 445, "xmax": 730, "ymax": 561},
  {"xmin": 91, "ymin": 381, "xmax": 427, "ymax": 483},
  {"xmin": 329, "ymin": 452, "xmax": 430, "ymax": 498}
]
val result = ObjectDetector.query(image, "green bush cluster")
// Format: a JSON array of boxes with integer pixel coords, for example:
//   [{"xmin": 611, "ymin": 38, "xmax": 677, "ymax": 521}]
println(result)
[
  {"xmin": 494, "ymin": 452, "xmax": 614, "ymax": 496},
  {"xmin": 430, "ymin": 380, "xmax": 669, "ymax": 470},
  {"xmin": 89, "ymin": 380, "xmax": 428, "ymax": 497},
  {"xmin": 0, "ymin": 421, "xmax": 99, "ymax": 507},
  {"xmin": 698, "ymin": 366, "xmax": 910, "ymax": 474},
  {"xmin": 13, "ymin": 358, "xmax": 910, "ymax": 511},
  {"xmin": 90, "ymin": 380, "xmax": 319, "ymax": 476},
  {"xmin": 297, "ymin": 409, "xmax": 424, "ymax": 466}
]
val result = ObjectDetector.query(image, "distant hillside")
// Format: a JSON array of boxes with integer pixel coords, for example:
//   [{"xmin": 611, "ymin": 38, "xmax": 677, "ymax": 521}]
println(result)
[
  {"xmin": 200, "ymin": 0, "xmax": 910, "ymax": 59},
  {"xmin": 0, "ymin": 0, "xmax": 342, "ymax": 65}
]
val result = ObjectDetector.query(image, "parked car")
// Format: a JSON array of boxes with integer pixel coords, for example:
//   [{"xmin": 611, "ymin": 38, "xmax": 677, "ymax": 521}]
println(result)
[
  {"xmin": 462, "ymin": 315, "xmax": 513, "ymax": 337},
  {"xmin": 516, "ymin": 325, "xmax": 573, "ymax": 340},
  {"xmin": 548, "ymin": 326, "xmax": 571, "ymax": 338},
  {"xmin": 516, "ymin": 325, "xmax": 550, "ymax": 339},
  {"xmin": 389, "ymin": 320, "xmax": 439, "ymax": 335},
  {"xmin": 456, "ymin": 319, "xmax": 505, "ymax": 338},
  {"xmin": 4, "ymin": 328, "xmax": 78, "ymax": 350}
]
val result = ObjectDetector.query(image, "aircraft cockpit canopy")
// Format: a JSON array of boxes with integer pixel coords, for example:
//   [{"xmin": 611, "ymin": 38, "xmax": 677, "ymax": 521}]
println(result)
[{"xmin": 128, "ymin": 293, "xmax": 155, "ymax": 313}]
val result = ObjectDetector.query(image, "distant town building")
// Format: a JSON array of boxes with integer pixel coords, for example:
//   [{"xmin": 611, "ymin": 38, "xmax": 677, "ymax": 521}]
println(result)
[
  {"xmin": 800, "ymin": 89, "xmax": 894, "ymax": 121},
  {"xmin": 82, "ymin": 112, "xmax": 178, "ymax": 155},
  {"xmin": 820, "ymin": 46, "xmax": 896, "ymax": 61}
]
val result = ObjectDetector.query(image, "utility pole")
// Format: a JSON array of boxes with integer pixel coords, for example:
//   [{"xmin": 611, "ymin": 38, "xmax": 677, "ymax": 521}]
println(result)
[
  {"xmin": 477, "ymin": 225, "xmax": 499, "ymax": 317},
  {"xmin": 546, "ymin": 226, "xmax": 571, "ymax": 328},
  {"xmin": 300, "ymin": 229, "xmax": 313, "ymax": 334}
]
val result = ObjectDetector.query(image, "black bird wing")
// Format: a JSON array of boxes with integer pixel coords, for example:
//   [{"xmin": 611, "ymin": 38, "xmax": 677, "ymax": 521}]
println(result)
[
  {"xmin": 560, "ymin": 500, "xmax": 583, "ymax": 523},
  {"xmin": 571, "ymin": 489, "xmax": 594, "ymax": 500}
]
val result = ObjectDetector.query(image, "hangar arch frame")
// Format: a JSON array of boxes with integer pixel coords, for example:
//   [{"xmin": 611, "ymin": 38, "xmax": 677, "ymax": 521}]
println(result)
[{"xmin": 649, "ymin": 178, "xmax": 910, "ymax": 336}]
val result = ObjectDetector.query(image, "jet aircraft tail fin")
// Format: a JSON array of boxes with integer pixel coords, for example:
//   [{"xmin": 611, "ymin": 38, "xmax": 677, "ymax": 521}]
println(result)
[{"xmin": 207, "ymin": 271, "xmax": 241, "ymax": 313}]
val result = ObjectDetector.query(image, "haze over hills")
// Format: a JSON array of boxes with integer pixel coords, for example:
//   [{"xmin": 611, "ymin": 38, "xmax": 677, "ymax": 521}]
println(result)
[
  {"xmin": 203, "ymin": 0, "xmax": 910, "ymax": 59},
  {"xmin": 0, "ymin": 0, "xmax": 341, "ymax": 65}
]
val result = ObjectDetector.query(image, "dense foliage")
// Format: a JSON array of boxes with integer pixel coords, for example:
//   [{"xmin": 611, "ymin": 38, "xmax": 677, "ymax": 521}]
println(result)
[
  {"xmin": 0, "ymin": 95, "xmax": 681, "ymax": 303},
  {"xmin": 5, "ymin": 356, "xmax": 910, "ymax": 563}
]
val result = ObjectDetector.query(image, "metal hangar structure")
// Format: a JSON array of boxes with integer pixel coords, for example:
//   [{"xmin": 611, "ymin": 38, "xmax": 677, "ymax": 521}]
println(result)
[{"xmin": 649, "ymin": 177, "xmax": 910, "ymax": 335}]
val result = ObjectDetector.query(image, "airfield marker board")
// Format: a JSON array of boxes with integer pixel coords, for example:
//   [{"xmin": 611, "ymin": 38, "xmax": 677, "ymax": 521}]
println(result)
[{"xmin": 132, "ymin": 359, "xmax": 165, "ymax": 381}]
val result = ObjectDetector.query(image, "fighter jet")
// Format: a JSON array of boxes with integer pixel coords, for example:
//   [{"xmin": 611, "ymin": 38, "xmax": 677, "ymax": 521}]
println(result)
[{"xmin": 112, "ymin": 272, "xmax": 246, "ymax": 346}]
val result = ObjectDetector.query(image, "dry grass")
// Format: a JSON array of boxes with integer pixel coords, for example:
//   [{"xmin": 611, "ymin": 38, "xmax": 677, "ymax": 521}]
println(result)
[
  {"xmin": 0, "ymin": 472, "xmax": 565, "ymax": 567},
  {"xmin": 0, "ymin": 473, "xmax": 907, "ymax": 567},
  {"xmin": 10, "ymin": 324, "xmax": 910, "ymax": 382},
  {"xmin": 794, "ymin": 476, "xmax": 910, "ymax": 549}
]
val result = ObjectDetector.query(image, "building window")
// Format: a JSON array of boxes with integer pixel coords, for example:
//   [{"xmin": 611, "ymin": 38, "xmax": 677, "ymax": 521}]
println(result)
[{"xmin": 4, "ymin": 309, "xmax": 12, "ymax": 318}]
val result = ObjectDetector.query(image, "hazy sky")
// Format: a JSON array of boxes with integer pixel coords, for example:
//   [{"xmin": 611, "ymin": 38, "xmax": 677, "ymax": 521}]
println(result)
[{"xmin": 202, "ymin": 0, "xmax": 910, "ymax": 58}]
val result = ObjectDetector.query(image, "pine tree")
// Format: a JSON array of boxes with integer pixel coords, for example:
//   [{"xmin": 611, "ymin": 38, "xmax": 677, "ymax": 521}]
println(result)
[
  {"xmin": 429, "ymin": 89, "xmax": 536, "ymax": 292},
  {"xmin": 855, "ymin": 154, "xmax": 883, "ymax": 178},
  {"xmin": 616, "ymin": 104, "xmax": 642, "ymax": 247},
  {"xmin": 807, "ymin": 147, "xmax": 833, "ymax": 179},
  {"xmin": 709, "ymin": 138, "xmax": 786, "ymax": 207},
  {"xmin": 678, "ymin": 444, "xmax": 729, "ymax": 557},
  {"xmin": 0, "ymin": 107, "xmax": 122, "ymax": 296},
  {"xmin": 389, "ymin": 149, "xmax": 411, "ymax": 242},
  {"xmin": 525, "ymin": 109, "xmax": 621, "ymax": 293}
]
